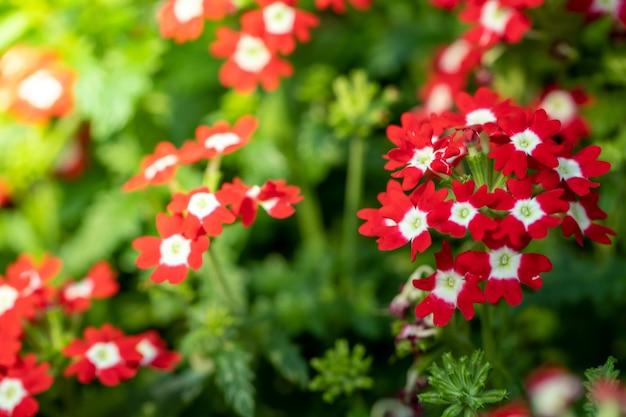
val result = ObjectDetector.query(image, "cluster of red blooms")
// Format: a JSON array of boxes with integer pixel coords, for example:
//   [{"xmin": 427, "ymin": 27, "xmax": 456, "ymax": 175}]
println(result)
[
  {"xmin": 358, "ymin": 86, "xmax": 614, "ymax": 327},
  {"xmin": 157, "ymin": 0, "xmax": 372, "ymax": 93},
  {"xmin": 124, "ymin": 115, "xmax": 303, "ymax": 285},
  {"xmin": 0, "ymin": 254, "xmax": 180, "ymax": 416},
  {"xmin": 0, "ymin": 45, "xmax": 75, "ymax": 124}
]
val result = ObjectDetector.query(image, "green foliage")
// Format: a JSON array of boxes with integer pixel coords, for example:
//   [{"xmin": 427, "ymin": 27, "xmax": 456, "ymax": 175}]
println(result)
[
  {"xmin": 215, "ymin": 346, "xmax": 255, "ymax": 417},
  {"xmin": 583, "ymin": 357, "xmax": 621, "ymax": 417},
  {"xmin": 419, "ymin": 351, "xmax": 508, "ymax": 417},
  {"xmin": 309, "ymin": 339, "xmax": 374, "ymax": 403}
]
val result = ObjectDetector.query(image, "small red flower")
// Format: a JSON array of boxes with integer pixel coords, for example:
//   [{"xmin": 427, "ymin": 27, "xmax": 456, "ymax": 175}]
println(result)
[
  {"xmin": 123, "ymin": 142, "xmax": 179, "ymax": 192},
  {"xmin": 562, "ymin": 192, "xmax": 616, "ymax": 246},
  {"xmin": 357, "ymin": 180, "xmax": 404, "ymax": 238},
  {"xmin": 413, "ymin": 241, "xmax": 485, "ymax": 327},
  {"xmin": 6, "ymin": 253, "xmax": 62, "ymax": 303},
  {"xmin": 483, "ymin": 402, "xmax": 533, "ymax": 417},
  {"xmin": 133, "ymin": 330, "xmax": 182, "ymax": 371},
  {"xmin": 63, "ymin": 324, "xmax": 142, "ymax": 386},
  {"xmin": 525, "ymin": 366, "xmax": 582, "ymax": 417},
  {"xmin": 0, "ymin": 321, "xmax": 22, "ymax": 367},
  {"xmin": 205, "ymin": 0, "xmax": 238, "ymax": 19},
  {"xmin": 0, "ymin": 179, "xmax": 10, "ymax": 208},
  {"xmin": 537, "ymin": 86, "xmax": 591, "ymax": 145},
  {"xmin": 314, "ymin": 0, "xmax": 372, "ymax": 13},
  {"xmin": 0, "ymin": 276, "xmax": 38, "ymax": 339},
  {"xmin": 241, "ymin": 0, "xmax": 320, "ymax": 55},
  {"xmin": 133, "ymin": 213, "xmax": 209, "ymax": 284},
  {"xmin": 433, "ymin": 39, "xmax": 484, "ymax": 77},
  {"xmin": 210, "ymin": 27, "xmax": 293, "ymax": 93},
  {"xmin": 157, "ymin": 0, "xmax": 207, "ymax": 43},
  {"xmin": 167, "ymin": 186, "xmax": 237, "ymax": 236},
  {"xmin": 418, "ymin": 72, "xmax": 466, "ymax": 117},
  {"xmin": 178, "ymin": 115, "xmax": 258, "ymax": 164},
  {"xmin": 0, "ymin": 355, "xmax": 53, "ymax": 417},
  {"xmin": 59, "ymin": 261, "xmax": 119, "ymax": 314},
  {"xmin": 460, "ymin": 0, "xmax": 531, "ymax": 47}
]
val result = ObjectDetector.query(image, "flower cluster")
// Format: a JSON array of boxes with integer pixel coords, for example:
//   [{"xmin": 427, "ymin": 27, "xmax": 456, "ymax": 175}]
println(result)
[
  {"xmin": 0, "ymin": 45, "xmax": 75, "ymax": 124},
  {"xmin": 0, "ymin": 253, "xmax": 179, "ymax": 416},
  {"xmin": 125, "ymin": 114, "xmax": 303, "ymax": 284},
  {"xmin": 358, "ymin": 86, "xmax": 614, "ymax": 327},
  {"xmin": 157, "ymin": 0, "xmax": 372, "ymax": 92}
]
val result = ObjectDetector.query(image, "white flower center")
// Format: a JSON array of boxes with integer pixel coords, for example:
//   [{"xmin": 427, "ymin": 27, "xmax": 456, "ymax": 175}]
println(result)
[
  {"xmin": 398, "ymin": 207, "xmax": 429, "ymax": 240},
  {"xmin": 136, "ymin": 339, "xmax": 158, "ymax": 366},
  {"xmin": 556, "ymin": 157, "xmax": 583, "ymax": 181},
  {"xmin": 510, "ymin": 129, "xmax": 541, "ymax": 154},
  {"xmin": 449, "ymin": 202, "xmax": 478, "ymax": 227},
  {"xmin": 567, "ymin": 201, "xmax": 591, "ymax": 232},
  {"xmin": 19, "ymin": 269, "xmax": 42, "ymax": 296},
  {"xmin": 408, "ymin": 147, "xmax": 435, "ymax": 171},
  {"xmin": 0, "ymin": 285, "xmax": 19, "ymax": 316},
  {"xmin": 540, "ymin": 91, "xmax": 576, "ymax": 124},
  {"xmin": 426, "ymin": 84, "xmax": 452, "ymax": 114},
  {"xmin": 187, "ymin": 192, "xmax": 220, "ymax": 219},
  {"xmin": 465, "ymin": 108, "xmax": 496, "ymax": 126},
  {"xmin": 259, "ymin": 197, "xmax": 279, "ymax": 213},
  {"xmin": 85, "ymin": 342, "xmax": 122, "ymax": 370},
  {"xmin": 17, "ymin": 69, "xmax": 63, "ymax": 109},
  {"xmin": 488, "ymin": 247, "xmax": 521, "ymax": 280},
  {"xmin": 263, "ymin": 2, "xmax": 296, "ymax": 35},
  {"xmin": 480, "ymin": 0, "xmax": 513, "ymax": 34},
  {"xmin": 173, "ymin": 0, "xmax": 204, "ymax": 23},
  {"xmin": 64, "ymin": 278, "xmax": 95, "ymax": 300},
  {"xmin": 233, "ymin": 35, "xmax": 271, "ymax": 73},
  {"xmin": 246, "ymin": 185, "xmax": 261, "ymax": 199},
  {"xmin": 439, "ymin": 39, "xmax": 471, "ymax": 74},
  {"xmin": 433, "ymin": 270, "xmax": 465, "ymax": 304},
  {"xmin": 0, "ymin": 378, "xmax": 27, "ymax": 413},
  {"xmin": 511, "ymin": 198, "xmax": 544, "ymax": 228},
  {"xmin": 530, "ymin": 375, "xmax": 581, "ymax": 417},
  {"xmin": 204, "ymin": 132, "xmax": 241, "ymax": 153},
  {"xmin": 159, "ymin": 234, "xmax": 192, "ymax": 266},
  {"xmin": 144, "ymin": 154, "xmax": 178, "ymax": 180}
]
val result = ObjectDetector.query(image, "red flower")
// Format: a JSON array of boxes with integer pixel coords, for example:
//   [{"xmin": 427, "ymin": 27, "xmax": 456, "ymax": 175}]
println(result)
[
  {"xmin": 483, "ymin": 402, "xmax": 533, "ymax": 417},
  {"xmin": 489, "ymin": 109, "xmax": 561, "ymax": 179},
  {"xmin": 314, "ymin": 0, "xmax": 372, "ymax": 13},
  {"xmin": 562, "ymin": 192, "xmax": 616, "ymax": 246},
  {"xmin": 413, "ymin": 241, "xmax": 485, "ymax": 326},
  {"xmin": 63, "ymin": 324, "xmax": 142, "ymax": 386},
  {"xmin": 6, "ymin": 253, "xmax": 62, "ymax": 303},
  {"xmin": 536, "ymin": 86, "xmax": 591, "ymax": 145},
  {"xmin": 0, "ymin": 355, "xmax": 53, "ymax": 417},
  {"xmin": 241, "ymin": 1, "xmax": 320, "ymax": 55},
  {"xmin": 567, "ymin": 0, "xmax": 626, "ymax": 26},
  {"xmin": 358, "ymin": 180, "xmax": 404, "ymax": 238},
  {"xmin": 433, "ymin": 39, "xmax": 484, "ymax": 77},
  {"xmin": 157, "ymin": 0, "xmax": 207, "ymax": 43},
  {"xmin": 460, "ymin": 0, "xmax": 531, "ymax": 47},
  {"xmin": 210, "ymin": 27, "xmax": 293, "ymax": 93},
  {"xmin": 418, "ymin": 72, "xmax": 466, "ymax": 117},
  {"xmin": 59, "ymin": 261, "xmax": 119, "ymax": 314},
  {"xmin": 0, "ymin": 179, "xmax": 10, "ymax": 208},
  {"xmin": 525, "ymin": 366, "xmax": 582, "ymax": 417},
  {"xmin": 429, "ymin": 180, "xmax": 498, "ymax": 241},
  {"xmin": 122, "ymin": 142, "xmax": 179, "ymax": 192},
  {"xmin": 133, "ymin": 330, "xmax": 182, "ymax": 371},
  {"xmin": 0, "ymin": 276, "xmax": 38, "ymax": 339},
  {"xmin": 133, "ymin": 213, "xmax": 209, "ymax": 284},
  {"xmin": 166, "ymin": 186, "xmax": 236, "ymax": 236},
  {"xmin": 178, "ymin": 115, "xmax": 258, "ymax": 164},
  {"xmin": 205, "ymin": 0, "xmax": 238, "ymax": 19}
]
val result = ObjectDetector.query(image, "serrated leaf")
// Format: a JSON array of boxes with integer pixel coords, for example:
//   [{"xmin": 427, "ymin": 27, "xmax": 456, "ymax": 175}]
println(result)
[
  {"xmin": 263, "ymin": 330, "xmax": 310, "ymax": 388},
  {"xmin": 215, "ymin": 346, "xmax": 255, "ymax": 417}
]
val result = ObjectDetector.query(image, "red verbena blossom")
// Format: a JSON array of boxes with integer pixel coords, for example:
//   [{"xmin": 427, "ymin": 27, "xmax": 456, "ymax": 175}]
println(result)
[
  {"xmin": 483, "ymin": 402, "xmax": 533, "ymax": 417},
  {"xmin": 0, "ymin": 321, "xmax": 22, "ymax": 367},
  {"xmin": 59, "ymin": 261, "xmax": 119, "ymax": 314},
  {"xmin": 210, "ymin": 27, "xmax": 293, "ymax": 93},
  {"xmin": 133, "ymin": 330, "xmax": 181, "ymax": 371},
  {"xmin": 0, "ymin": 276, "xmax": 38, "ymax": 338},
  {"xmin": 418, "ymin": 72, "xmax": 465, "ymax": 117},
  {"xmin": 123, "ymin": 142, "xmax": 180, "ymax": 192},
  {"xmin": 221, "ymin": 178, "xmax": 303, "ymax": 226},
  {"xmin": 567, "ymin": 0, "xmax": 626, "ymax": 25},
  {"xmin": 314, "ymin": 0, "xmax": 372, "ymax": 13},
  {"xmin": 460, "ymin": 0, "xmax": 531, "ymax": 47},
  {"xmin": 178, "ymin": 115, "xmax": 258, "ymax": 164},
  {"xmin": 63, "ymin": 324, "xmax": 142, "ymax": 386},
  {"xmin": 433, "ymin": 39, "xmax": 484, "ymax": 79},
  {"xmin": 157, "ymin": 0, "xmax": 208, "ymax": 43},
  {"xmin": 525, "ymin": 366, "xmax": 582, "ymax": 417},
  {"xmin": 357, "ymin": 180, "xmax": 447, "ymax": 261},
  {"xmin": 537, "ymin": 86, "xmax": 591, "ymax": 145},
  {"xmin": 561, "ymin": 192, "xmax": 616, "ymax": 246},
  {"xmin": 241, "ymin": 0, "xmax": 320, "ymax": 55},
  {"xmin": 133, "ymin": 213, "xmax": 209, "ymax": 284},
  {"xmin": 167, "ymin": 186, "xmax": 237, "ymax": 236},
  {"xmin": 413, "ymin": 241, "xmax": 486, "ymax": 326},
  {"xmin": 6, "ymin": 253, "xmax": 62, "ymax": 304},
  {"xmin": 0, "ymin": 355, "xmax": 53, "ymax": 417}
]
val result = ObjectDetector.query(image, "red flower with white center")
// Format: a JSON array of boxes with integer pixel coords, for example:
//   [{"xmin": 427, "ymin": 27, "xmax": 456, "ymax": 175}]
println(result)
[
  {"xmin": 418, "ymin": 72, "xmax": 465, "ymax": 117},
  {"xmin": 532, "ymin": 144, "xmax": 611, "ymax": 196},
  {"xmin": 537, "ymin": 87, "xmax": 591, "ymax": 145},
  {"xmin": 433, "ymin": 39, "xmax": 484, "ymax": 77},
  {"xmin": 314, "ymin": 0, "xmax": 372, "ymax": 13},
  {"xmin": 133, "ymin": 330, "xmax": 181, "ymax": 371},
  {"xmin": 122, "ymin": 142, "xmax": 179, "ymax": 192},
  {"xmin": 178, "ymin": 115, "xmax": 258, "ymax": 164},
  {"xmin": 167, "ymin": 186, "xmax": 236, "ymax": 236},
  {"xmin": 567, "ymin": 0, "xmax": 626, "ymax": 25},
  {"xmin": 157, "ymin": 0, "xmax": 207, "ymax": 43},
  {"xmin": 429, "ymin": 180, "xmax": 498, "ymax": 241},
  {"xmin": 460, "ymin": 0, "xmax": 531, "ymax": 47},
  {"xmin": 59, "ymin": 261, "xmax": 119, "ymax": 314},
  {"xmin": 456, "ymin": 234, "xmax": 550, "ymax": 305},
  {"xmin": 489, "ymin": 109, "xmax": 561, "ymax": 179},
  {"xmin": 413, "ymin": 241, "xmax": 485, "ymax": 327},
  {"xmin": 0, "ymin": 319, "xmax": 22, "ymax": 367},
  {"xmin": 210, "ymin": 27, "xmax": 293, "ymax": 93},
  {"xmin": 0, "ymin": 277, "xmax": 38, "ymax": 339},
  {"xmin": 0, "ymin": 355, "xmax": 53, "ymax": 417},
  {"xmin": 360, "ymin": 181, "xmax": 447, "ymax": 261},
  {"xmin": 588, "ymin": 379, "xmax": 626, "ymax": 411},
  {"xmin": 221, "ymin": 178, "xmax": 303, "ymax": 226},
  {"xmin": 6, "ymin": 253, "xmax": 61, "ymax": 303},
  {"xmin": 384, "ymin": 116, "xmax": 462, "ymax": 190},
  {"xmin": 241, "ymin": 1, "xmax": 320, "ymax": 55},
  {"xmin": 491, "ymin": 179, "xmax": 568, "ymax": 246},
  {"xmin": 395, "ymin": 316, "xmax": 438, "ymax": 345},
  {"xmin": 562, "ymin": 192, "xmax": 616, "ymax": 246},
  {"xmin": 63, "ymin": 324, "xmax": 142, "ymax": 386},
  {"xmin": 525, "ymin": 366, "xmax": 582, "ymax": 417},
  {"xmin": 133, "ymin": 213, "xmax": 209, "ymax": 284},
  {"xmin": 357, "ymin": 180, "xmax": 404, "ymax": 238},
  {"xmin": 484, "ymin": 402, "xmax": 533, "ymax": 417}
]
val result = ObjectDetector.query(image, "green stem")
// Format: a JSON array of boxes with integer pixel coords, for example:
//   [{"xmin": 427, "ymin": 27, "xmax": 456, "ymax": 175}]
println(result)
[
  {"xmin": 205, "ymin": 155, "xmax": 223, "ymax": 191},
  {"xmin": 204, "ymin": 249, "xmax": 238, "ymax": 312}
]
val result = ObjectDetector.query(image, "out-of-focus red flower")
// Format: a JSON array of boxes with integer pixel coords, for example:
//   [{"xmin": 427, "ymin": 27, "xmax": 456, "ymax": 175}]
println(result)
[
  {"xmin": 132, "ymin": 330, "xmax": 182, "ymax": 371},
  {"xmin": 0, "ymin": 354, "xmax": 53, "ymax": 417},
  {"xmin": 59, "ymin": 261, "xmax": 119, "ymax": 314},
  {"xmin": 525, "ymin": 365, "xmax": 582, "ymax": 417},
  {"xmin": 158, "ymin": 0, "xmax": 209, "ymax": 43},
  {"xmin": 123, "ymin": 142, "xmax": 180, "ymax": 192}
]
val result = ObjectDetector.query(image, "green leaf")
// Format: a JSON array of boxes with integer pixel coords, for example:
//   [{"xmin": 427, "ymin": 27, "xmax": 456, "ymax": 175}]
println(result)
[
  {"xmin": 215, "ymin": 346, "xmax": 255, "ymax": 417},
  {"xmin": 262, "ymin": 330, "xmax": 310, "ymax": 388}
]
